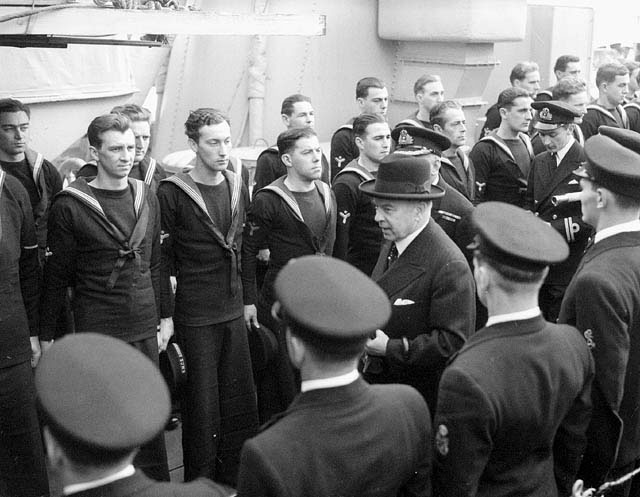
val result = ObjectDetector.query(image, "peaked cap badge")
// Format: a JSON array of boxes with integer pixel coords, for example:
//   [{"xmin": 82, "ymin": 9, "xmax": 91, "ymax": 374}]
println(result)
[
  {"xmin": 398, "ymin": 129, "xmax": 414, "ymax": 146},
  {"xmin": 539, "ymin": 107, "xmax": 552, "ymax": 121}
]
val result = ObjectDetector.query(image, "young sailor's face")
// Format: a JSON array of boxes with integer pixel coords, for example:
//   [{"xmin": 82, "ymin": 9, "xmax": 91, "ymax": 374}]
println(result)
[
  {"xmin": 92, "ymin": 129, "xmax": 135, "ymax": 179},
  {"xmin": 358, "ymin": 122, "xmax": 391, "ymax": 164},
  {"xmin": 191, "ymin": 121, "xmax": 232, "ymax": 172},
  {"xmin": 286, "ymin": 136, "xmax": 323, "ymax": 182},
  {"xmin": 0, "ymin": 111, "xmax": 30, "ymax": 158},
  {"xmin": 130, "ymin": 120, "xmax": 151, "ymax": 165}
]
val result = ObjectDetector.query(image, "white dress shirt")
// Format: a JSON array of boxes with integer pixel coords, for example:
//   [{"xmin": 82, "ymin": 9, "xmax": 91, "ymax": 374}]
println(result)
[
  {"xmin": 64, "ymin": 464, "xmax": 135, "ymax": 495},
  {"xmin": 594, "ymin": 219, "xmax": 640, "ymax": 245},
  {"xmin": 554, "ymin": 136, "xmax": 575, "ymax": 166},
  {"xmin": 396, "ymin": 221, "xmax": 429, "ymax": 256},
  {"xmin": 485, "ymin": 307, "xmax": 541, "ymax": 327},
  {"xmin": 300, "ymin": 369, "xmax": 359, "ymax": 393}
]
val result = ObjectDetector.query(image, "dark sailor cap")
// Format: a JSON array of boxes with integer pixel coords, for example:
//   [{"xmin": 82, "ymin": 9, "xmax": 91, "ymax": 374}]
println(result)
[
  {"xmin": 391, "ymin": 125, "xmax": 451, "ymax": 156},
  {"xmin": 574, "ymin": 127, "xmax": 640, "ymax": 199},
  {"xmin": 274, "ymin": 256, "xmax": 391, "ymax": 341},
  {"xmin": 470, "ymin": 202, "xmax": 569, "ymax": 271},
  {"xmin": 531, "ymin": 100, "xmax": 582, "ymax": 130},
  {"xmin": 35, "ymin": 333, "xmax": 171, "ymax": 454}
]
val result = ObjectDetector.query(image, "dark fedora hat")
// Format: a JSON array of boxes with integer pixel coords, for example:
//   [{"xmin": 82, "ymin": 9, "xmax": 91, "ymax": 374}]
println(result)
[
  {"xmin": 248, "ymin": 322, "xmax": 278, "ymax": 372},
  {"xmin": 359, "ymin": 151, "xmax": 445, "ymax": 200},
  {"xmin": 159, "ymin": 342, "xmax": 187, "ymax": 397}
]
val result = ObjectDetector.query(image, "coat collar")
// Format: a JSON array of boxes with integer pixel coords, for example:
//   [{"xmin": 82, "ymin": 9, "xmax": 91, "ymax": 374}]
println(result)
[
  {"xmin": 372, "ymin": 222, "xmax": 436, "ymax": 295},
  {"xmin": 480, "ymin": 132, "xmax": 533, "ymax": 178},
  {"xmin": 535, "ymin": 140, "xmax": 584, "ymax": 204},
  {"xmin": 63, "ymin": 471, "xmax": 154, "ymax": 497},
  {"xmin": 62, "ymin": 177, "xmax": 145, "ymax": 220},
  {"xmin": 577, "ymin": 231, "xmax": 640, "ymax": 272},
  {"xmin": 453, "ymin": 315, "xmax": 547, "ymax": 360}
]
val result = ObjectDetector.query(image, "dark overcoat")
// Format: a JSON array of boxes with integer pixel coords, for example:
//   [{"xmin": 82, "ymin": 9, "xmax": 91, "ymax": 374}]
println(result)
[
  {"xmin": 526, "ymin": 140, "xmax": 591, "ymax": 286},
  {"xmin": 434, "ymin": 315, "xmax": 593, "ymax": 497},
  {"xmin": 237, "ymin": 378, "xmax": 432, "ymax": 497},
  {"xmin": 559, "ymin": 231, "xmax": 640, "ymax": 486},
  {"xmin": 364, "ymin": 221, "xmax": 475, "ymax": 413}
]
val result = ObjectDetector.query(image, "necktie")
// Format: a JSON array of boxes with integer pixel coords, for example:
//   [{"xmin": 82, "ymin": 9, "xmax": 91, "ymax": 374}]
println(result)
[{"xmin": 386, "ymin": 243, "xmax": 399, "ymax": 270}]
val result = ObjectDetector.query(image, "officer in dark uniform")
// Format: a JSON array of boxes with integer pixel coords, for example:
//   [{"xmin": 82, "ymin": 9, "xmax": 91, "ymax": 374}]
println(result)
[
  {"xmin": 237, "ymin": 256, "xmax": 432, "ymax": 497},
  {"xmin": 526, "ymin": 100, "xmax": 592, "ymax": 322},
  {"xmin": 435, "ymin": 202, "xmax": 594, "ymax": 497},
  {"xmin": 559, "ymin": 126, "xmax": 640, "ymax": 496},
  {"xmin": 36, "ymin": 333, "xmax": 233, "ymax": 497}
]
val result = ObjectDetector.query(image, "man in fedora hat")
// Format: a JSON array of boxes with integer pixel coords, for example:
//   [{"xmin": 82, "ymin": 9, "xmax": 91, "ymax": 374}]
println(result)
[
  {"xmin": 36, "ymin": 333, "xmax": 233, "ymax": 497},
  {"xmin": 434, "ymin": 202, "xmax": 593, "ymax": 497},
  {"xmin": 359, "ymin": 151, "xmax": 476, "ymax": 413},
  {"xmin": 392, "ymin": 124, "xmax": 475, "ymax": 264},
  {"xmin": 559, "ymin": 126, "xmax": 640, "ymax": 495},
  {"xmin": 526, "ymin": 100, "xmax": 592, "ymax": 323},
  {"xmin": 237, "ymin": 256, "xmax": 432, "ymax": 497}
]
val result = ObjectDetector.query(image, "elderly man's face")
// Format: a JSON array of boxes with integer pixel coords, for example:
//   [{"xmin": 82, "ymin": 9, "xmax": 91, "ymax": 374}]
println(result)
[{"xmin": 373, "ymin": 199, "xmax": 422, "ymax": 242}]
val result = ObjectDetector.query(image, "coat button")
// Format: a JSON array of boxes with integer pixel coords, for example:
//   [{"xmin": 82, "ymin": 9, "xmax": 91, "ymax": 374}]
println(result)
[{"xmin": 552, "ymin": 214, "xmax": 558, "ymax": 220}]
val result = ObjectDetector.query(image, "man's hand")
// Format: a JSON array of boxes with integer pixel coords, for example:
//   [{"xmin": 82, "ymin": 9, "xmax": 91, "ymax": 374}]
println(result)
[
  {"xmin": 40, "ymin": 339, "xmax": 54, "ymax": 355},
  {"xmin": 571, "ymin": 480, "xmax": 594, "ymax": 497},
  {"xmin": 365, "ymin": 329, "xmax": 389, "ymax": 356},
  {"xmin": 244, "ymin": 304, "xmax": 259, "ymax": 330},
  {"xmin": 30, "ymin": 336, "xmax": 42, "ymax": 368},
  {"xmin": 257, "ymin": 249, "xmax": 270, "ymax": 263},
  {"xmin": 157, "ymin": 317, "xmax": 174, "ymax": 352}
]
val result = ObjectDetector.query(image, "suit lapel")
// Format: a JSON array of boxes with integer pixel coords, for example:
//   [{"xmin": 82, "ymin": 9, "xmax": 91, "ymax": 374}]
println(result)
[
  {"xmin": 537, "ymin": 142, "xmax": 581, "ymax": 204},
  {"xmin": 374, "ymin": 225, "xmax": 429, "ymax": 297}
]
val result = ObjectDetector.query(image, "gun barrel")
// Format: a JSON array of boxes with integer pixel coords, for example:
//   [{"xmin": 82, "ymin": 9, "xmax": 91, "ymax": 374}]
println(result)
[{"xmin": 551, "ymin": 192, "xmax": 582, "ymax": 206}]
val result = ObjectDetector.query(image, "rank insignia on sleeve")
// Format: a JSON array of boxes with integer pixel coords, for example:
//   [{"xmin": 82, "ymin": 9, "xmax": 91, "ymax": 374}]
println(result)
[
  {"xmin": 584, "ymin": 329, "xmax": 595, "ymax": 349},
  {"xmin": 435, "ymin": 424, "xmax": 449, "ymax": 456},
  {"xmin": 339, "ymin": 211, "xmax": 351, "ymax": 224},
  {"xmin": 248, "ymin": 222, "xmax": 259, "ymax": 236}
]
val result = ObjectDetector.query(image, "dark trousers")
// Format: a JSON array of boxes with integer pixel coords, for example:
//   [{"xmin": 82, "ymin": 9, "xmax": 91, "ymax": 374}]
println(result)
[
  {"xmin": 176, "ymin": 317, "xmax": 258, "ymax": 486},
  {"xmin": 0, "ymin": 360, "xmax": 49, "ymax": 497},
  {"xmin": 130, "ymin": 336, "xmax": 170, "ymax": 482},
  {"xmin": 255, "ymin": 298, "xmax": 299, "ymax": 425}
]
